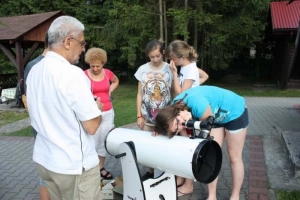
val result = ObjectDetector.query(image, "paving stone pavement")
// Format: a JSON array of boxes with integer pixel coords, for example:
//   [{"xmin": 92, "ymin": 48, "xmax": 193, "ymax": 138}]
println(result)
[{"xmin": 0, "ymin": 97, "xmax": 300, "ymax": 200}]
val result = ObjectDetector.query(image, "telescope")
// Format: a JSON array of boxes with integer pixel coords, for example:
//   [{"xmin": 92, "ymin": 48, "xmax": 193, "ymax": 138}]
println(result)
[
  {"xmin": 183, "ymin": 116, "xmax": 214, "ymax": 139},
  {"xmin": 105, "ymin": 118, "xmax": 222, "ymax": 200}
]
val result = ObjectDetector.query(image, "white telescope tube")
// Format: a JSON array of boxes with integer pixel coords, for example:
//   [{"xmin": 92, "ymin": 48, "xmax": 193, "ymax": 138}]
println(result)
[{"xmin": 105, "ymin": 128, "xmax": 222, "ymax": 184}]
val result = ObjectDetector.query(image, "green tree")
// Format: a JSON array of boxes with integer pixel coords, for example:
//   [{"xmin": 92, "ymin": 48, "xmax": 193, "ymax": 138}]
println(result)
[
  {"xmin": 0, "ymin": 0, "xmax": 271, "ymax": 77},
  {"xmin": 166, "ymin": 0, "xmax": 269, "ymax": 71},
  {"xmin": 93, "ymin": 0, "xmax": 160, "ymax": 69}
]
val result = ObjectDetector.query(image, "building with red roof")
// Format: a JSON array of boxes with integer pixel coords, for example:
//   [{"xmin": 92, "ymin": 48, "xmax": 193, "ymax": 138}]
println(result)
[{"xmin": 268, "ymin": 0, "xmax": 300, "ymax": 89}]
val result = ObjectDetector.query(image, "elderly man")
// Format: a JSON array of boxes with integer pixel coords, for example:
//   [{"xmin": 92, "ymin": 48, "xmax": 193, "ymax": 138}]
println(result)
[{"xmin": 26, "ymin": 16, "xmax": 103, "ymax": 200}]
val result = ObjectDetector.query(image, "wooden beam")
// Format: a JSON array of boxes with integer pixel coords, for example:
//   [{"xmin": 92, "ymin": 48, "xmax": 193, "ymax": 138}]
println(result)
[
  {"xmin": 21, "ymin": 42, "xmax": 40, "ymax": 68},
  {"xmin": 15, "ymin": 41, "xmax": 25, "ymax": 94},
  {"xmin": 0, "ymin": 43, "xmax": 17, "ymax": 68}
]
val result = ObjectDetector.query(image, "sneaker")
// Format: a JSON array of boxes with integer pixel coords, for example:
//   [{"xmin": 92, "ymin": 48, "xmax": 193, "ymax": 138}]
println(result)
[{"xmin": 141, "ymin": 171, "xmax": 154, "ymax": 181}]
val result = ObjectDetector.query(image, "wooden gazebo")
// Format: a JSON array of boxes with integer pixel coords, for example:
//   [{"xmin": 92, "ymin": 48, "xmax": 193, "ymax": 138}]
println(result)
[
  {"xmin": 268, "ymin": 1, "xmax": 300, "ymax": 89},
  {"xmin": 0, "ymin": 11, "xmax": 63, "ymax": 93}
]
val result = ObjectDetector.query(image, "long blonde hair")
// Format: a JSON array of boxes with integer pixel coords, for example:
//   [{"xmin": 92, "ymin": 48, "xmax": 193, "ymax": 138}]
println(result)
[{"xmin": 165, "ymin": 40, "xmax": 198, "ymax": 62}]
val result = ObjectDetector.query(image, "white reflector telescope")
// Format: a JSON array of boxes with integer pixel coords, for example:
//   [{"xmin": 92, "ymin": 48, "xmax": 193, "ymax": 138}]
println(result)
[{"xmin": 105, "ymin": 128, "xmax": 222, "ymax": 184}]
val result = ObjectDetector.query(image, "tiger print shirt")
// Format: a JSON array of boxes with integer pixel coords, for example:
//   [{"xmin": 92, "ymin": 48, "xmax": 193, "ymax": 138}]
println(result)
[{"xmin": 135, "ymin": 62, "xmax": 173, "ymax": 124}]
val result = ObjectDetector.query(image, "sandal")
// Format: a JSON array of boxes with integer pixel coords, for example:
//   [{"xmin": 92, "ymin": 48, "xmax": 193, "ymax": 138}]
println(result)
[{"xmin": 100, "ymin": 168, "xmax": 113, "ymax": 180}]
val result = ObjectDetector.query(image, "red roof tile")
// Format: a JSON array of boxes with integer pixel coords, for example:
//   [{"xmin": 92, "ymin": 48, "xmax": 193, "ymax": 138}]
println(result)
[
  {"xmin": 0, "ymin": 11, "xmax": 62, "ymax": 40},
  {"xmin": 270, "ymin": 0, "xmax": 300, "ymax": 31}
]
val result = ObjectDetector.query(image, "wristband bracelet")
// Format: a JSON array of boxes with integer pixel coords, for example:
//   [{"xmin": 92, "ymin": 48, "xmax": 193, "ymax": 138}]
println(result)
[{"xmin": 137, "ymin": 116, "xmax": 143, "ymax": 118}]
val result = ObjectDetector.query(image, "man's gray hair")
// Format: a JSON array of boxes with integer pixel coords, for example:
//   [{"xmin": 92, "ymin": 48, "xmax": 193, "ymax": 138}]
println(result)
[{"xmin": 48, "ymin": 16, "xmax": 84, "ymax": 48}]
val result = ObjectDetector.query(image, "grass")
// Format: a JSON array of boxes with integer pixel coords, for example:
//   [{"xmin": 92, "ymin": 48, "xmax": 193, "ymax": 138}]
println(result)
[
  {"xmin": 112, "ymin": 83, "xmax": 137, "ymax": 127},
  {"xmin": 276, "ymin": 190, "xmax": 300, "ymax": 200},
  {"xmin": 5, "ymin": 126, "xmax": 33, "ymax": 137},
  {"xmin": 1, "ymin": 82, "xmax": 300, "ymax": 137},
  {"xmin": 0, "ymin": 110, "xmax": 28, "ymax": 126}
]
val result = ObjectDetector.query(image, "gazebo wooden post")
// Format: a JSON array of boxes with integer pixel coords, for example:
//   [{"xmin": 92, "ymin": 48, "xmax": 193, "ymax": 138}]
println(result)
[{"xmin": 15, "ymin": 41, "xmax": 24, "ymax": 94}]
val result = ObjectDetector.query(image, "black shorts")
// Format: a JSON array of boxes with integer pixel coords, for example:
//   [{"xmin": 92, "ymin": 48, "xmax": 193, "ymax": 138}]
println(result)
[{"xmin": 214, "ymin": 108, "xmax": 249, "ymax": 131}]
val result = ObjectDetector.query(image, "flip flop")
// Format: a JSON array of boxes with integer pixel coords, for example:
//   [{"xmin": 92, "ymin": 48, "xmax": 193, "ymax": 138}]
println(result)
[{"xmin": 177, "ymin": 190, "xmax": 193, "ymax": 197}]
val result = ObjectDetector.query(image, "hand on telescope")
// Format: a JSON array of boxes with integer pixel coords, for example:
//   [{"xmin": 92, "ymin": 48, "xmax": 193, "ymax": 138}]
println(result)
[
  {"xmin": 151, "ymin": 131, "xmax": 159, "ymax": 137},
  {"xmin": 181, "ymin": 110, "xmax": 192, "ymax": 121}
]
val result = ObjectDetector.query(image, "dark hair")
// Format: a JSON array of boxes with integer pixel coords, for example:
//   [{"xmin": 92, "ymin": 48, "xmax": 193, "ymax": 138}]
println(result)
[
  {"xmin": 154, "ymin": 103, "xmax": 186, "ymax": 137},
  {"xmin": 145, "ymin": 39, "xmax": 165, "ymax": 57}
]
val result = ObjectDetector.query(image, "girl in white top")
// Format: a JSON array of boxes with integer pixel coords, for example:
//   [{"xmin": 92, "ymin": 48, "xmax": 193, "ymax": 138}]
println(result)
[
  {"xmin": 165, "ymin": 40, "xmax": 208, "ymax": 97},
  {"xmin": 135, "ymin": 39, "xmax": 173, "ymax": 180}
]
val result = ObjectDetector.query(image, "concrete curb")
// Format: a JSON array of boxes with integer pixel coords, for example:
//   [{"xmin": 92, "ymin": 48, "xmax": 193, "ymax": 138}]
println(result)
[{"xmin": 280, "ymin": 130, "xmax": 300, "ymax": 178}]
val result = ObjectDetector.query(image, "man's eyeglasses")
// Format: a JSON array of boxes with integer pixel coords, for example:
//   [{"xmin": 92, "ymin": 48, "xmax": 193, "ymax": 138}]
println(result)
[
  {"xmin": 173, "ymin": 118, "xmax": 180, "ymax": 135},
  {"xmin": 70, "ymin": 37, "xmax": 86, "ymax": 47}
]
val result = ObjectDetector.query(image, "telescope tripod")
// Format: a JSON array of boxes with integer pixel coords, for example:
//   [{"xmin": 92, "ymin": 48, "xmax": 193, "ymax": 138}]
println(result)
[{"xmin": 115, "ymin": 141, "xmax": 177, "ymax": 200}]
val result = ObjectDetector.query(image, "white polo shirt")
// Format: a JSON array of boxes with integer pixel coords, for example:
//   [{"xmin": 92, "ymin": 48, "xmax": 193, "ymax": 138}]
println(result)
[{"xmin": 27, "ymin": 51, "xmax": 101, "ymax": 175}]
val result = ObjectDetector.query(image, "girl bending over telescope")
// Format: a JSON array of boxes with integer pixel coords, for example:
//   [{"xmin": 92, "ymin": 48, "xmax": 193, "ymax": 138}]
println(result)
[{"xmin": 153, "ymin": 85, "xmax": 249, "ymax": 200}]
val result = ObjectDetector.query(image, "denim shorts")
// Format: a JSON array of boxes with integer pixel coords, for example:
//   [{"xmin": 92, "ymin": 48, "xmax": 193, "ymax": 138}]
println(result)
[{"xmin": 214, "ymin": 108, "xmax": 249, "ymax": 132}]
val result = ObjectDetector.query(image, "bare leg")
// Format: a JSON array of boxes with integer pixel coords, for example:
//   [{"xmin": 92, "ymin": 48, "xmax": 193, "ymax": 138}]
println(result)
[
  {"xmin": 40, "ymin": 186, "xmax": 50, "ymax": 200},
  {"xmin": 177, "ymin": 178, "xmax": 193, "ymax": 195},
  {"xmin": 207, "ymin": 128, "xmax": 225, "ymax": 200},
  {"xmin": 226, "ymin": 128, "xmax": 247, "ymax": 200},
  {"xmin": 207, "ymin": 177, "xmax": 219, "ymax": 200},
  {"xmin": 176, "ymin": 176, "xmax": 185, "ymax": 187},
  {"xmin": 99, "ymin": 156, "xmax": 105, "ymax": 169}
]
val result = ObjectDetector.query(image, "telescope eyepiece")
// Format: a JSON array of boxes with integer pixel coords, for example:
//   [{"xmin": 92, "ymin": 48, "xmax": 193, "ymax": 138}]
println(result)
[
  {"xmin": 183, "ymin": 117, "xmax": 215, "ymax": 139},
  {"xmin": 184, "ymin": 120, "xmax": 212, "ymax": 131}
]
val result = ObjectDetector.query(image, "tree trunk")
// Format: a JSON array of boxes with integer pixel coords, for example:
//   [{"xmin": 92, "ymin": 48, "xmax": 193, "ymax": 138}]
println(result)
[
  {"xmin": 184, "ymin": 0, "xmax": 188, "ymax": 42},
  {"xmin": 163, "ymin": 0, "xmax": 167, "ymax": 44},
  {"xmin": 193, "ymin": 17, "xmax": 198, "ymax": 51},
  {"xmin": 163, "ymin": 0, "xmax": 168, "ymax": 61},
  {"xmin": 159, "ymin": 0, "xmax": 163, "ymax": 41}
]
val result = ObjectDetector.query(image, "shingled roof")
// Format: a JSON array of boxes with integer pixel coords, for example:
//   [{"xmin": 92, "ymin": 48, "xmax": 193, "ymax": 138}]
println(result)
[
  {"xmin": 270, "ymin": 0, "xmax": 300, "ymax": 32},
  {"xmin": 0, "ymin": 11, "xmax": 62, "ymax": 40}
]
